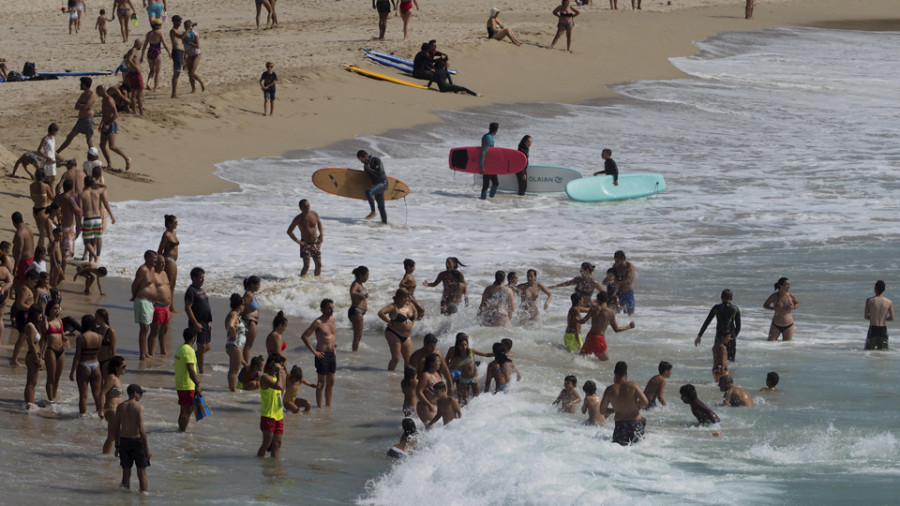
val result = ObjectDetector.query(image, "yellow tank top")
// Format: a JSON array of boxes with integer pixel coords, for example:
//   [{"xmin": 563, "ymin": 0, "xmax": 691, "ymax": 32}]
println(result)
[{"xmin": 260, "ymin": 373, "xmax": 284, "ymax": 421}]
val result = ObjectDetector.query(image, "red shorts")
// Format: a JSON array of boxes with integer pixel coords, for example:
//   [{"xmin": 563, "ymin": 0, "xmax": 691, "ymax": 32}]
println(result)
[
  {"xmin": 128, "ymin": 71, "xmax": 144, "ymax": 90},
  {"xmin": 14, "ymin": 257, "xmax": 34, "ymax": 283},
  {"xmin": 177, "ymin": 389, "xmax": 195, "ymax": 406},
  {"xmin": 581, "ymin": 333, "xmax": 608, "ymax": 357},
  {"xmin": 260, "ymin": 416, "xmax": 284, "ymax": 434},
  {"xmin": 153, "ymin": 304, "xmax": 171, "ymax": 324}
]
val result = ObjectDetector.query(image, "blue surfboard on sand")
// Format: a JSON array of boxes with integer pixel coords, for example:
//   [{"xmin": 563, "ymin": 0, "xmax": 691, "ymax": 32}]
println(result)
[
  {"xmin": 565, "ymin": 173, "xmax": 666, "ymax": 202},
  {"xmin": 365, "ymin": 53, "xmax": 414, "ymax": 73},
  {"xmin": 363, "ymin": 49, "xmax": 458, "ymax": 74}
]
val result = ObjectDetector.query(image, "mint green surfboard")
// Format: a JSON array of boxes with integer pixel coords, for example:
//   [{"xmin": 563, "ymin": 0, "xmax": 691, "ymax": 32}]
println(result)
[{"xmin": 565, "ymin": 173, "xmax": 666, "ymax": 202}]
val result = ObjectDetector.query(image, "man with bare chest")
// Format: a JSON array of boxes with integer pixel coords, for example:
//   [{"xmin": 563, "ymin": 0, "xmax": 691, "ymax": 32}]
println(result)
[
  {"xmin": 132, "ymin": 251, "xmax": 168, "ymax": 359},
  {"xmin": 864, "ymin": 280, "xmax": 894, "ymax": 350},
  {"xmin": 599, "ymin": 361, "xmax": 649, "ymax": 446},
  {"xmin": 578, "ymin": 291, "xmax": 635, "ymax": 361},
  {"xmin": 300, "ymin": 299, "xmax": 337, "ymax": 407},
  {"xmin": 286, "ymin": 199, "xmax": 323, "ymax": 276},
  {"xmin": 57, "ymin": 77, "xmax": 97, "ymax": 155},
  {"xmin": 80, "ymin": 175, "xmax": 116, "ymax": 262},
  {"xmin": 53, "ymin": 179, "xmax": 81, "ymax": 264}
]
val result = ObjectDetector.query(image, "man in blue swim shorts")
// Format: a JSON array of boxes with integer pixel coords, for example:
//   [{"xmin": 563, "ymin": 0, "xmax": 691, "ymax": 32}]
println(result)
[{"xmin": 145, "ymin": 0, "xmax": 166, "ymax": 22}]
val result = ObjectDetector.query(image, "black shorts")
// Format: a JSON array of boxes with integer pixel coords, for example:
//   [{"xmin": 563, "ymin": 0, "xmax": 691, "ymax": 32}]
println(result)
[
  {"xmin": 314, "ymin": 351, "xmax": 336, "ymax": 375},
  {"xmin": 119, "ymin": 437, "xmax": 151, "ymax": 468},
  {"xmin": 865, "ymin": 325, "xmax": 888, "ymax": 351},
  {"xmin": 196, "ymin": 322, "xmax": 212, "ymax": 345},
  {"xmin": 376, "ymin": 1, "xmax": 391, "ymax": 13}
]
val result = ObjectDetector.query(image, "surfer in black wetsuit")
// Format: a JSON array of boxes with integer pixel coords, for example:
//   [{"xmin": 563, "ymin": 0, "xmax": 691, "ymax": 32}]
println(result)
[
  {"xmin": 592, "ymin": 148, "xmax": 619, "ymax": 185},
  {"xmin": 357, "ymin": 150, "xmax": 388, "ymax": 224},
  {"xmin": 517, "ymin": 135, "xmax": 531, "ymax": 196},
  {"xmin": 412, "ymin": 43, "xmax": 434, "ymax": 82},
  {"xmin": 432, "ymin": 60, "xmax": 480, "ymax": 97}
]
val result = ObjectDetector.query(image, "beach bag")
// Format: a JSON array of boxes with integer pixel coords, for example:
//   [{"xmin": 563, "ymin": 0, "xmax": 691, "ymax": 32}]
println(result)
[
  {"xmin": 23, "ymin": 62, "xmax": 36, "ymax": 77},
  {"xmin": 6, "ymin": 71, "xmax": 23, "ymax": 82},
  {"xmin": 194, "ymin": 392, "xmax": 213, "ymax": 421}
]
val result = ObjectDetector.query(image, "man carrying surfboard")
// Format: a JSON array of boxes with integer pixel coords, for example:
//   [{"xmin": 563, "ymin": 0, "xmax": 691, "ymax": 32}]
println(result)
[
  {"xmin": 480, "ymin": 122, "xmax": 499, "ymax": 199},
  {"xmin": 592, "ymin": 148, "xmax": 619, "ymax": 185},
  {"xmin": 357, "ymin": 150, "xmax": 388, "ymax": 224}
]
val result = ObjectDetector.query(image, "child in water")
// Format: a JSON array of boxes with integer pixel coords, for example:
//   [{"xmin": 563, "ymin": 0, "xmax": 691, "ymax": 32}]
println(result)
[
  {"xmin": 237, "ymin": 356, "xmax": 265, "ymax": 391},
  {"xmin": 427, "ymin": 382, "xmax": 461, "ymax": 427},
  {"xmin": 643, "ymin": 361, "xmax": 673, "ymax": 407},
  {"xmin": 581, "ymin": 380, "xmax": 605, "ymax": 425},
  {"xmin": 284, "ymin": 366, "xmax": 315, "ymax": 413},
  {"xmin": 400, "ymin": 366, "xmax": 418, "ymax": 417},
  {"xmin": 553, "ymin": 375, "xmax": 582, "ymax": 413},
  {"xmin": 759, "ymin": 371, "xmax": 780, "ymax": 392},
  {"xmin": 712, "ymin": 333, "xmax": 730, "ymax": 382},
  {"xmin": 484, "ymin": 342, "xmax": 520, "ymax": 393},
  {"xmin": 387, "ymin": 418, "xmax": 418, "ymax": 458},
  {"xmin": 564, "ymin": 293, "xmax": 584, "ymax": 352}
]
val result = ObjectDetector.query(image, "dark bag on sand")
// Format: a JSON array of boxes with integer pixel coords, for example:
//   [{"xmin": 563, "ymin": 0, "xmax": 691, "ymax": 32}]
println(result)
[
  {"xmin": 6, "ymin": 71, "xmax": 23, "ymax": 82},
  {"xmin": 23, "ymin": 62, "xmax": 36, "ymax": 77}
]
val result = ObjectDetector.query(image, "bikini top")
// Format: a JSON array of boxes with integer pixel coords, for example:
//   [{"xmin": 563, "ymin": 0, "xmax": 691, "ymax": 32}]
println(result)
[
  {"xmin": 774, "ymin": 297, "xmax": 794, "ymax": 310},
  {"xmin": 46, "ymin": 321, "xmax": 64, "ymax": 338},
  {"xmin": 247, "ymin": 292, "xmax": 260, "ymax": 312},
  {"xmin": 101, "ymin": 327, "xmax": 113, "ymax": 347},
  {"xmin": 392, "ymin": 313, "xmax": 410, "ymax": 324},
  {"xmin": 560, "ymin": 12, "xmax": 576, "ymax": 17},
  {"xmin": 359, "ymin": 288, "xmax": 369, "ymax": 297},
  {"xmin": 28, "ymin": 323, "xmax": 41, "ymax": 343},
  {"xmin": 453, "ymin": 348, "xmax": 474, "ymax": 368},
  {"xmin": 109, "ymin": 386, "xmax": 123, "ymax": 397}
]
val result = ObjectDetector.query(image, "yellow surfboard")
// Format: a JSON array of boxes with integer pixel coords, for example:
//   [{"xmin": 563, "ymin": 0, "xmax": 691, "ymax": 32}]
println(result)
[
  {"xmin": 343, "ymin": 65, "xmax": 429, "ymax": 90},
  {"xmin": 312, "ymin": 168, "xmax": 411, "ymax": 201}
]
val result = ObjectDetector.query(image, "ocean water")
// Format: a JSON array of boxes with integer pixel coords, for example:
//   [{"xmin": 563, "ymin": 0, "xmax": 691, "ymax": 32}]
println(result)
[{"xmin": 3, "ymin": 27, "xmax": 899, "ymax": 504}]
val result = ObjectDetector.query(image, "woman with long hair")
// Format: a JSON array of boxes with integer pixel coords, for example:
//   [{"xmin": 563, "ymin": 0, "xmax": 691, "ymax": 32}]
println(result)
[{"xmin": 349, "ymin": 266, "xmax": 369, "ymax": 352}]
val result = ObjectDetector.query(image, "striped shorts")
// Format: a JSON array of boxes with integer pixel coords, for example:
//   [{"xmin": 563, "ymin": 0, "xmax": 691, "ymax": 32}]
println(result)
[{"xmin": 82, "ymin": 216, "xmax": 103, "ymax": 239}]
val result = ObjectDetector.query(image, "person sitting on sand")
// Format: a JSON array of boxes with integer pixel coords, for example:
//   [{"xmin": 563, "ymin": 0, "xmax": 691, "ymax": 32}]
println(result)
[
  {"xmin": 432, "ymin": 60, "xmax": 481, "ymax": 96},
  {"xmin": 486, "ymin": 8, "xmax": 523, "ymax": 46},
  {"xmin": 73, "ymin": 263, "xmax": 108, "ymax": 295}
]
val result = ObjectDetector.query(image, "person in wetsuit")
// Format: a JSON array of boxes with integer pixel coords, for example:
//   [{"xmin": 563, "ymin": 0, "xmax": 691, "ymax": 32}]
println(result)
[
  {"xmin": 357, "ymin": 150, "xmax": 388, "ymax": 224},
  {"xmin": 432, "ymin": 60, "xmax": 480, "ymax": 97},
  {"xmin": 695, "ymin": 289, "xmax": 741, "ymax": 362},
  {"xmin": 592, "ymin": 148, "xmax": 619, "ymax": 185},
  {"xmin": 480, "ymin": 122, "xmax": 499, "ymax": 200}
]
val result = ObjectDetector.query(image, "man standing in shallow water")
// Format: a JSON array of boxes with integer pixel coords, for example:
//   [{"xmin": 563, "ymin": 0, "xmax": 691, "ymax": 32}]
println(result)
[
  {"xmin": 864, "ymin": 280, "xmax": 893, "ymax": 350},
  {"xmin": 599, "ymin": 361, "xmax": 649, "ymax": 445},
  {"xmin": 287, "ymin": 199, "xmax": 323, "ymax": 276},
  {"xmin": 115, "ymin": 384, "xmax": 151, "ymax": 493}
]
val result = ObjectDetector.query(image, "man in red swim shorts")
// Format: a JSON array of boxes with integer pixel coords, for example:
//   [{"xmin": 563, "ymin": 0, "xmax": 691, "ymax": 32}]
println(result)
[
  {"xmin": 578, "ymin": 291, "xmax": 635, "ymax": 361},
  {"xmin": 125, "ymin": 39, "xmax": 145, "ymax": 115}
]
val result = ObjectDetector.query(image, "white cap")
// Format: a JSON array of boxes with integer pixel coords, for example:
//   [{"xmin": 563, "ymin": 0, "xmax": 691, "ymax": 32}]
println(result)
[{"xmin": 88, "ymin": 147, "xmax": 99, "ymax": 157}]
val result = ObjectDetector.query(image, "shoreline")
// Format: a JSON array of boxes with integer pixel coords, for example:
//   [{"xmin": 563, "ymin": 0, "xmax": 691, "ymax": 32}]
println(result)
[{"xmin": 1, "ymin": 0, "xmax": 898, "ymax": 225}]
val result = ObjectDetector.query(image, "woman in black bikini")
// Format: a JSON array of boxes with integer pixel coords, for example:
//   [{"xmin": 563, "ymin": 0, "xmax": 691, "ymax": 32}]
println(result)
[
  {"xmin": 95, "ymin": 308, "xmax": 117, "ymax": 382},
  {"xmin": 23, "ymin": 304, "xmax": 45, "ymax": 409},
  {"xmin": 763, "ymin": 277, "xmax": 799, "ymax": 341},
  {"xmin": 423, "ymin": 257, "xmax": 468, "ymax": 315},
  {"xmin": 69, "ymin": 314, "xmax": 104, "ymax": 416},
  {"xmin": 550, "ymin": 0, "xmax": 579, "ymax": 52},
  {"xmin": 550, "ymin": 262, "xmax": 603, "ymax": 308},
  {"xmin": 42, "ymin": 301, "xmax": 67, "ymax": 401},
  {"xmin": 157, "ymin": 214, "xmax": 179, "ymax": 312},
  {"xmin": 100, "ymin": 356, "xmax": 126, "ymax": 453},
  {"xmin": 378, "ymin": 288, "xmax": 418, "ymax": 371},
  {"xmin": 349, "ymin": 266, "xmax": 369, "ymax": 352}
]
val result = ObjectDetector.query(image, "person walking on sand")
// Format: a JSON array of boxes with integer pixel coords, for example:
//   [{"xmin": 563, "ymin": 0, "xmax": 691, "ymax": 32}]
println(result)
[
  {"xmin": 182, "ymin": 20, "xmax": 207, "ymax": 93},
  {"xmin": 260, "ymin": 62, "xmax": 277, "ymax": 116},
  {"xmin": 11, "ymin": 211, "xmax": 36, "ymax": 289},
  {"xmin": 599, "ymin": 361, "xmax": 649, "ymax": 445},
  {"xmin": 140, "ymin": 18, "xmax": 171, "ymax": 92},
  {"xmin": 96, "ymin": 86, "xmax": 131, "ymax": 171},
  {"xmin": 300, "ymin": 299, "xmax": 338, "ymax": 408},
  {"xmin": 480, "ymin": 122, "xmax": 499, "ymax": 199},
  {"xmin": 169, "ymin": 15, "xmax": 185, "ymax": 98},
  {"xmin": 396, "ymin": 0, "xmax": 418, "ymax": 41},
  {"xmin": 486, "ymin": 8, "xmax": 523, "ymax": 46},
  {"xmin": 549, "ymin": 0, "xmax": 579, "ymax": 52},
  {"xmin": 254, "ymin": 0, "xmax": 273, "ymax": 30},
  {"xmin": 745, "ymin": 0, "xmax": 754, "ymax": 20},
  {"xmin": 112, "ymin": 0, "xmax": 136, "ymax": 43},
  {"xmin": 115, "ymin": 384, "xmax": 151, "ymax": 493},
  {"xmin": 357, "ymin": 150, "xmax": 388, "ymax": 224},
  {"xmin": 80, "ymin": 175, "xmax": 116, "ymax": 263},
  {"xmin": 125, "ymin": 40, "xmax": 146, "ymax": 115},
  {"xmin": 29, "ymin": 173, "xmax": 55, "ymax": 249},
  {"xmin": 373, "ymin": 0, "xmax": 395, "ymax": 40},
  {"xmin": 864, "ymin": 280, "xmax": 894, "ymax": 350},
  {"xmin": 287, "ymin": 199, "xmax": 324, "ymax": 276},
  {"xmin": 763, "ymin": 277, "xmax": 799, "ymax": 341},
  {"xmin": 57, "ymin": 78, "xmax": 97, "ymax": 156}
]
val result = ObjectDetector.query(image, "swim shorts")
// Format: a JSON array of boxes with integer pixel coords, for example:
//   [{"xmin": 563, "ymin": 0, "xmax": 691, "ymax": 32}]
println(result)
[
  {"xmin": 263, "ymin": 88, "xmax": 276, "ymax": 101},
  {"xmin": 619, "ymin": 290, "xmax": 635, "ymax": 314},
  {"xmin": 74, "ymin": 117, "xmax": 95, "ymax": 136},
  {"xmin": 564, "ymin": 332, "xmax": 583, "ymax": 353},
  {"xmin": 177, "ymin": 389, "xmax": 195, "ymax": 406},
  {"xmin": 612, "ymin": 418, "xmax": 646, "ymax": 446},
  {"xmin": 61, "ymin": 227, "xmax": 75, "ymax": 253},
  {"xmin": 14, "ymin": 257, "xmax": 34, "ymax": 283},
  {"xmin": 146, "ymin": 3, "xmax": 163, "ymax": 19},
  {"xmin": 172, "ymin": 49, "xmax": 184, "ymax": 73},
  {"xmin": 196, "ymin": 322, "xmax": 212, "ymax": 344},
  {"xmin": 128, "ymin": 71, "xmax": 144, "ymax": 91},
  {"xmin": 314, "ymin": 351, "xmax": 336, "ymax": 375},
  {"xmin": 376, "ymin": 0, "xmax": 391, "ymax": 13},
  {"xmin": 13, "ymin": 309, "xmax": 29, "ymax": 332},
  {"xmin": 865, "ymin": 325, "xmax": 888, "ymax": 351},
  {"xmin": 134, "ymin": 297, "xmax": 153, "ymax": 325},
  {"xmin": 260, "ymin": 416, "xmax": 284, "ymax": 434},
  {"xmin": 300, "ymin": 241, "xmax": 321, "ymax": 260},
  {"xmin": 119, "ymin": 436, "xmax": 151, "ymax": 468},
  {"xmin": 100, "ymin": 121, "xmax": 118, "ymax": 136},
  {"xmin": 152, "ymin": 304, "xmax": 171, "ymax": 324},
  {"xmin": 82, "ymin": 216, "xmax": 103, "ymax": 239},
  {"xmin": 581, "ymin": 333, "xmax": 607, "ymax": 357}
]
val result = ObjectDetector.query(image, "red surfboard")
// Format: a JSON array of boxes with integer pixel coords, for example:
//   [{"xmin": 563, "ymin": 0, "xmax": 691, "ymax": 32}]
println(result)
[{"xmin": 448, "ymin": 147, "xmax": 527, "ymax": 175}]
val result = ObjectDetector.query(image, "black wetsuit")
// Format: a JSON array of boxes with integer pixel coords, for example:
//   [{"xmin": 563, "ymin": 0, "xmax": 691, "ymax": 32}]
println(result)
[
  {"xmin": 602, "ymin": 157, "xmax": 619, "ymax": 184},
  {"xmin": 698, "ymin": 302, "xmax": 741, "ymax": 361},
  {"xmin": 517, "ymin": 144, "xmax": 529, "ymax": 195},
  {"xmin": 364, "ymin": 156, "xmax": 388, "ymax": 224},
  {"xmin": 433, "ymin": 68, "xmax": 477, "ymax": 96},
  {"xmin": 412, "ymin": 51, "xmax": 434, "ymax": 81}
]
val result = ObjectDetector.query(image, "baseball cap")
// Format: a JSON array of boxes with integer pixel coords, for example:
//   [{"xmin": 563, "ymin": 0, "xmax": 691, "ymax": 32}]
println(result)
[
  {"xmin": 88, "ymin": 147, "xmax": 99, "ymax": 157},
  {"xmin": 127, "ymin": 384, "xmax": 146, "ymax": 397}
]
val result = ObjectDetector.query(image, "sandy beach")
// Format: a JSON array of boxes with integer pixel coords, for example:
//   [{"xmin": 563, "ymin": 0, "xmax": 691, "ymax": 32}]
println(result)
[{"xmin": 1, "ymin": 0, "xmax": 898, "ymax": 502}]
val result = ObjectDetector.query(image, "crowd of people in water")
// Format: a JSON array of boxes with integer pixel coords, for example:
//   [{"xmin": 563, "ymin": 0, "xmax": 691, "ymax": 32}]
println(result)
[{"xmin": 3, "ymin": 169, "xmax": 894, "ymax": 490}]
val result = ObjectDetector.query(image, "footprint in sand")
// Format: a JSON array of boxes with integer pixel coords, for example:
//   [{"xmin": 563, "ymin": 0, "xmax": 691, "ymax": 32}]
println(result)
[{"xmin": 107, "ymin": 168, "xmax": 153, "ymax": 183}]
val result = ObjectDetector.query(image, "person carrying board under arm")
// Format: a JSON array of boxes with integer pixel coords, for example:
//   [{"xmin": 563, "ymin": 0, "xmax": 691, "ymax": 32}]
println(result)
[
  {"xmin": 357, "ymin": 150, "xmax": 388, "ymax": 224},
  {"xmin": 480, "ymin": 122, "xmax": 499, "ymax": 199}
]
